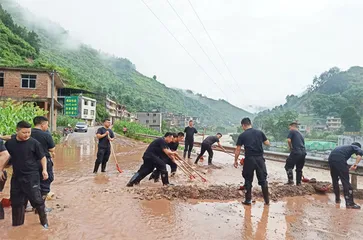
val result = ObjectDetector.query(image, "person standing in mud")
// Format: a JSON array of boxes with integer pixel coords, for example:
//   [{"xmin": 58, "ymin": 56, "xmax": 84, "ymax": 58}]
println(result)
[
  {"xmin": 149, "ymin": 132, "xmax": 185, "ymax": 182},
  {"xmin": 184, "ymin": 120, "xmax": 198, "ymax": 159},
  {"xmin": 328, "ymin": 142, "xmax": 363, "ymax": 209},
  {"xmin": 127, "ymin": 132, "xmax": 178, "ymax": 187},
  {"xmin": 194, "ymin": 133, "xmax": 225, "ymax": 165},
  {"xmin": 285, "ymin": 122, "xmax": 306, "ymax": 185},
  {"xmin": 0, "ymin": 121, "xmax": 49, "ymax": 227},
  {"xmin": 234, "ymin": 117, "xmax": 270, "ymax": 205},
  {"xmin": 0, "ymin": 139, "xmax": 10, "ymax": 220},
  {"xmin": 93, "ymin": 119, "xmax": 115, "ymax": 173}
]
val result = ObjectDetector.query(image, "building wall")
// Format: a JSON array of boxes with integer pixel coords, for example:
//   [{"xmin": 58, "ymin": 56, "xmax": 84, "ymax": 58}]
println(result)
[
  {"xmin": 79, "ymin": 96, "xmax": 97, "ymax": 126},
  {"xmin": 0, "ymin": 70, "xmax": 49, "ymax": 98},
  {"xmin": 136, "ymin": 112, "xmax": 162, "ymax": 132}
]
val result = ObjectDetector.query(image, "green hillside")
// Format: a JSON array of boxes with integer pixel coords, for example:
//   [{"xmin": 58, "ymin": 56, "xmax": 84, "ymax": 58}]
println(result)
[
  {"xmin": 0, "ymin": 0, "xmax": 252, "ymax": 127},
  {"xmin": 254, "ymin": 66, "xmax": 363, "ymax": 138}
]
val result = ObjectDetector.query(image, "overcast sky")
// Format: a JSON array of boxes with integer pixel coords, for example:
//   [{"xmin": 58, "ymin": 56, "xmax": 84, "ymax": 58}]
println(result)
[{"xmin": 14, "ymin": 0, "xmax": 363, "ymax": 111}]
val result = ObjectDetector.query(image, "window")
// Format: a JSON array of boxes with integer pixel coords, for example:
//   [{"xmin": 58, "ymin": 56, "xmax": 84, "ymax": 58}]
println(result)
[
  {"xmin": 146, "ymin": 120, "xmax": 149, "ymax": 124},
  {"xmin": 21, "ymin": 74, "xmax": 36, "ymax": 89},
  {"xmin": 91, "ymin": 110, "xmax": 95, "ymax": 116},
  {"xmin": 84, "ymin": 100, "xmax": 88, "ymax": 106},
  {"xmin": 84, "ymin": 109, "xmax": 88, "ymax": 115},
  {"xmin": 153, "ymin": 120, "xmax": 156, "ymax": 123},
  {"xmin": 0, "ymin": 72, "xmax": 4, "ymax": 87},
  {"xmin": 91, "ymin": 102, "xmax": 95, "ymax": 107},
  {"xmin": 147, "ymin": 113, "xmax": 149, "ymax": 116},
  {"xmin": 153, "ymin": 114, "xmax": 156, "ymax": 117}
]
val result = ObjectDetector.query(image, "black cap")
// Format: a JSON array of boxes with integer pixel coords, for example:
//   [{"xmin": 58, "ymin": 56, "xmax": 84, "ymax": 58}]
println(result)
[{"xmin": 289, "ymin": 121, "xmax": 299, "ymax": 126}]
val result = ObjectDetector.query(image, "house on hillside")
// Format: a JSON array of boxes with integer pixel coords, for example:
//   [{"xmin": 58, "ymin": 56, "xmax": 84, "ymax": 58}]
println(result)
[
  {"xmin": 136, "ymin": 110, "xmax": 162, "ymax": 132},
  {"xmin": 105, "ymin": 97, "xmax": 131, "ymax": 124},
  {"xmin": 0, "ymin": 67, "xmax": 64, "ymax": 130},
  {"xmin": 326, "ymin": 116, "xmax": 342, "ymax": 131}
]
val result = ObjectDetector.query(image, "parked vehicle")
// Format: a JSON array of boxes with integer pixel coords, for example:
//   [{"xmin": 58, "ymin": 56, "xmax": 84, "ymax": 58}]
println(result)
[{"xmin": 75, "ymin": 122, "xmax": 88, "ymax": 132}]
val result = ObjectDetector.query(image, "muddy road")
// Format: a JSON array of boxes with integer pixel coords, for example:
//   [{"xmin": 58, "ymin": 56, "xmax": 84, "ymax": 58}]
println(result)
[{"xmin": 1, "ymin": 128, "xmax": 363, "ymax": 240}]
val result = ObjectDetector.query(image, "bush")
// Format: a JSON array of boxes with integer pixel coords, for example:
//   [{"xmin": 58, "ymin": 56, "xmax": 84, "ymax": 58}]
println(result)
[
  {"xmin": 52, "ymin": 131, "xmax": 61, "ymax": 144},
  {"xmin": 57, "ymin": 114, "xmax": 81, "ymax": 127},
  {"xmin": 113, "ymin": 120, "xmax": 161, "ymax": 141},
  {"xmin": 0, "ymin": 99, "xmax": 47, "ymax": 135}
]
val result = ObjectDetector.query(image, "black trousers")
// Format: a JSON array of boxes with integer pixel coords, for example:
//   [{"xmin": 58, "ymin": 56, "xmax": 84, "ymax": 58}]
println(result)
[
  {"xmin": 134, "ymin": 154, "xmax": 168, "ymax": 184},
  {"xmin": 329, "ymin": 160, "xmax": 352, "ymax": 200},
  {"xmin": 95, "ymin": 147, "xmax": 111, "ymax": 164},
  {"xmin": 40, "ymin": 157, "xmax": 54, "ymax": 195},
  {"xmin": 285, "ymin": 151, "xmax": 306, "ymax": 173},
  {"xmin": 11, "ymin": 173, "xmax": 44, "ymax": 209},
  {"xmin": 195, "ymin": 143, "xmax": 213, "ymax": 164},
  {"xmin": 184, "ymin": 139, "xmax": 194, "ymax": 158},
  {"xmin": 242, "ymin": 155, "xmax": 268, "ymax": 189},
  {"xmin": 152, "ymin": 157, "xmax": 177, "ymax": 179},
  {"xmin": 0, "ymin": 170, "xmax": 7, "ymax": 192}
]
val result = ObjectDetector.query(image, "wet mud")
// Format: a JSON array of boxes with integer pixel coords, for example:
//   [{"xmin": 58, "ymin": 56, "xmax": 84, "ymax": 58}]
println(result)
[{"xmin": 1, "ymin": 128, "xmax": 363, "ymax": 240}]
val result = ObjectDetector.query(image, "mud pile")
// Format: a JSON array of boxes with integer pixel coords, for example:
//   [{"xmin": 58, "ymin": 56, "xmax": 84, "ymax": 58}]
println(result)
[{"xmin": 127, "ymin": 182, "xmax": 332, "ymax": 201}]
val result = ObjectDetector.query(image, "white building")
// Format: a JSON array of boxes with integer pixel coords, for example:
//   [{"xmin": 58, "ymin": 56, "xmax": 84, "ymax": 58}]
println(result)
[
  {"xmin": 326, "ymin": 117, "xmax": 342, "ymax": 130},
  {"xmin": 79, "ymin": 95, "xmax": 97, "ymax": 126}
]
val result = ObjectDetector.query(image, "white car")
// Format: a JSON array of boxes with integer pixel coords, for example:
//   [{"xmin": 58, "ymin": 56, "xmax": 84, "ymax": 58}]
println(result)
[{"xmin": 74, "ymin": 122, "xmax": 88, "ymax": 132}]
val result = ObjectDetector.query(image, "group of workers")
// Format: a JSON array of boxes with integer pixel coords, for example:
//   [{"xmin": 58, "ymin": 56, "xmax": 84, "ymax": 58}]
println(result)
[{"xmin": 0, "ymin": 115, "xmax": 362, "ymax": 229}]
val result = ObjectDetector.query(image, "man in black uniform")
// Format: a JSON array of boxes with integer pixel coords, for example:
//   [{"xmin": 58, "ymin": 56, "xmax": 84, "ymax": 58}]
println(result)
[
  {"xmin": 195, "ymin": 133, "xmax": 225, "ymax": 165},
  {"xmin": 149, "ymin": 132, "xmax": 184, "ymax": 182},
  {"xmin": 31, "ymin": 116, "xmax": 56, "ymax": 201},
  {"xmin": 126, "ymin": 132, "xmax": 177, "ymax": 187},
  {"xmin": 328, "ymin": 142, "xmax": 363, "ymax": 209},
  {"xmin": 234, "ymin": 118, "xmax": 270, "ymax": 205},
  {"xmin": 94, "ymin": 119, "xmax": 115, "ymax": 173},
  {"xmin": 0, "ymin": 139, "xmax": 10, "ymax": 220},
  {"xmin": 285, "ymin": 122, "xmax": 306, "ymax": 185},
  {"xmin": 0, "ymin": 121, "xmax": 49, "ymax": 227},
  {"xmin": 184, "ymin": 120, "xmax": 198, "ymax": 159}
]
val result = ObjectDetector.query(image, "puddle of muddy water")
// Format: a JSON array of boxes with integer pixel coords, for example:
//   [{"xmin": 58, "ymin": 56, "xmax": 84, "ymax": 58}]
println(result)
[{"xmin": 1, "ymin": 129, "xmax": 363, "ymax": 240}]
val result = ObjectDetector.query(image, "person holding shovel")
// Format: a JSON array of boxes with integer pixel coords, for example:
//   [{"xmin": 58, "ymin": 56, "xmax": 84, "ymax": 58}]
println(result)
[
  {"xmin": 285, "ymin": 122, "xmax": 307, "ymax": 185},
  {"xmin": 234, "ymin": 117, "xmax": 270, "ymax": 206},
  {"xmin": 149, "ymin": 132, "xmax": 185, "ymax": 182},
  {"xmin": 328, "ymin": 142, "xmax": 363, "ymax": 209},
  {"xmin": 194, "ymin": 133, "xmax": 225, "ymax": 165},
  {"xmin": 93, "ymin": 119, "xmax": 115, "ymax": 173}
]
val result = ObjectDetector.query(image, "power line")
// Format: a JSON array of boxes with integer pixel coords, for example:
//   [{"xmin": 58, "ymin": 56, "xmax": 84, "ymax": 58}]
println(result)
[
  {"xmin": 140, "ymin": 0, "xmax": 229, "ymax": 100},
  {"xmin": 187, "ymin": 0, "xmax": 244, "ymax": 92},
  {"xmin": 166, "ymin": 0, "xmax": 238, "ymax": 96}
]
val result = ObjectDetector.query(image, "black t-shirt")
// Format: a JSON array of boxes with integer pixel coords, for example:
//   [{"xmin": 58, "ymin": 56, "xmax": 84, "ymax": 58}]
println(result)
[
  {"xmin": 5, "ymin": 137, "xmax": 45, "ymax": 176},
  {"xmin": 168, "ymin": 142, "xmax": 179, "ymax": 151},
  {"xmin": 236, "ymin": 128, "xmax": 267, "ymax": 157},
  {"xmin": 328, "ymin": 145, "xmax": 363, "ymax": 163},
  {"xmin": 31, "ymin": 128, "xmax": 55, "ymax": 158},
  {"xmin": 287, "ymin": 130, "xmax": 305, "ymax": 153},
  {"xmin": 97, "ymin": 127, "xmax": 115, "ymax": 149},
  {"xmin": 144, "ymin": 137, "xmax": 168, "ymax": 158},
  {"xmin": 203, "ymin": 136, "xmax": 220, "ymax": 146},
  {"xmin": 0, "ymin": 139, "xmax": 6, "ymax": 152},
  {"xmin": 184, "ymin": 127, "xmax": 198, "ymax": 140}
]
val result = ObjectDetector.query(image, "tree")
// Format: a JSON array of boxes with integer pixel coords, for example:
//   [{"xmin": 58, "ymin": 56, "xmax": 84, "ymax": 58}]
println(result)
[{"xmin": 341, "ymin": 107, "xmax": 361, "ymax": 132}]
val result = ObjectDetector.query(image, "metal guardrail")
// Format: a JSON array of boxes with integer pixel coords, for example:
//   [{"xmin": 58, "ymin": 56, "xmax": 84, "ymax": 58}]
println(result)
[{"xmin": 135, "ymin": 133, "xmax": 363, "ymax": 188}]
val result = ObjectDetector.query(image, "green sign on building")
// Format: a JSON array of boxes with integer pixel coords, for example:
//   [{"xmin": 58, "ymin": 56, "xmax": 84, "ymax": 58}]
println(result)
[{"xmin": 64, "ymin": 96, "xmax": 79, "ymax": 117}]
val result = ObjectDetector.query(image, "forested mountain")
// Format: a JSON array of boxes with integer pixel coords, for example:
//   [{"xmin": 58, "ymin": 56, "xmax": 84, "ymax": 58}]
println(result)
[{"xmin": 0, "ymin": 0, "xmax": 252, "ymax": 127}]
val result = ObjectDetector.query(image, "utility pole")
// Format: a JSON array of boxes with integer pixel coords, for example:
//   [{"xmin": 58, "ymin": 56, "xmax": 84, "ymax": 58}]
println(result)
[{"xmin": 50, "ymin": 70, "xmax": 55, "ymax": 132}]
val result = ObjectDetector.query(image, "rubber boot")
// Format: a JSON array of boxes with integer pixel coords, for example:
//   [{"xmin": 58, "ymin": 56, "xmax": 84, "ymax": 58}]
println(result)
[
  {"xmin": 208, "ymin": 155, "xmax": 213, "ymax": 165},
  {"xmin": 183, "ymin": 151, "xmax": 187, "ymax": 159},
  {"xmin": 296, "ymin": 171, "xmax": 302, "ymax": 186},
  {"xmin": 101, "ymin": 163, "xmax": 107, "ymax": 172},
  {"xmin": 0, "ymin": 204, "xmax": 4, "ymax": 220},
  {"xmin": 285, "ymin": 169, "xmax": 294, "ymax": 185},
  {"xmin": 12, "ymin": 206, "xmax": 25, "ymax": 226},
  {"xmin": 194, "ymin": 155, "xmax": 201, "ymax": 164},
  {"xmin": 126, "ymin": 172, "xmax": 141, "ymax": 187},
  {"xmin": 242, "ymin": 188, "xmax": 252, "ymax": 205},
  {"xmin": 36, "ymin": 205, "xmax": 49, "ymax": 228},
  {"xmin": 333, "ymin": 184, "xmax": 341, "ymax": 203},
  {"xmin": 35, "ymin": 195, "xmax": 52, "ymax": 214},
  {"xmin": 93, "ymin": 162, "xmax": 100, "ymax": 173},
  {"xmin": 261, "ymin": 183, "xmax": 269, "ymax": 205},
  {"xmin": 345, "ymin": 190, "xmax": 360, "ymax": 209}
]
